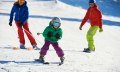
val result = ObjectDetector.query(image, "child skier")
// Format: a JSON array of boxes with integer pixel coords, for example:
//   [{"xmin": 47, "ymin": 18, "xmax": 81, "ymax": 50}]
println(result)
[
  {"xmin": 79, "ymin": 0, "xmax": 103, "ymax": 53},
  {"xmin": 37, "ymin": 17, "xmax": 65, "ymax": 65},
  {"xmin": 9, "ymin": 0, "xmax": 39, "ymax": 50}
]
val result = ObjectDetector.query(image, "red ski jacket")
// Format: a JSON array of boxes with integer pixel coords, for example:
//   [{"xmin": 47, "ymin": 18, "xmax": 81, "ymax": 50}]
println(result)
[{"xmin": 80, "ymin": 4, "xmax": 102, "ymax": 28}]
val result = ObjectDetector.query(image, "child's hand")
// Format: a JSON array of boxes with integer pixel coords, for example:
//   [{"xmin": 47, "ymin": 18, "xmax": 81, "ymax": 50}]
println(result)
[
  {"xmin": 55, "ymin": 33, "xmax": 61, "ymax": 39},
  {"xmin": 47, "ymin": 31, "xmax": 53, "ymax": 38}
]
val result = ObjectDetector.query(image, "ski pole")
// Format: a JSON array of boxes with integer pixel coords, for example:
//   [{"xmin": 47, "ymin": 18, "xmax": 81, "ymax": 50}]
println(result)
[
  {"xmin": 37, "ymin": 32, "xmax": 43, "ymax": 36},
  {"xmin": 12, "ymin": 26, "xmax": 17, "ymax": 35},
  {"xmin": 23, "ymin": 28, "xmax": 43, "ymax": 44},
  {"xmin": 12, "ymin": 26, "xmax": 19, "ymax": 39}
]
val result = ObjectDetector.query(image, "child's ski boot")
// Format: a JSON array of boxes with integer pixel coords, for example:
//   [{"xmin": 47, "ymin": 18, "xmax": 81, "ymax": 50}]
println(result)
[
  {"xmin": 59, "ymin": 57, "xmax": 65, "ymax": 65},
  {"xmin": 35, "ymin": 56, "xmax": 49, "ymax": 64}
]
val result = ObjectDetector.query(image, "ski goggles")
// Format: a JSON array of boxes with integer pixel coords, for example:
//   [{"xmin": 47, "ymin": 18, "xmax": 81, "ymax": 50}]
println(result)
[{"xmin": 53, "ymin": 22, "xmax": 60, "ymax": 27}]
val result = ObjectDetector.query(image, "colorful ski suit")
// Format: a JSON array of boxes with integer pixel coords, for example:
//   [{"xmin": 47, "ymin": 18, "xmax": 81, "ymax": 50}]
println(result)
[
  {"xmin": 40, "ymin": 26, "xmax": 64, "ymax": 57},
  {"xmin": 80, "ymin": 4, "xmax": 103, "ymax": 50}
]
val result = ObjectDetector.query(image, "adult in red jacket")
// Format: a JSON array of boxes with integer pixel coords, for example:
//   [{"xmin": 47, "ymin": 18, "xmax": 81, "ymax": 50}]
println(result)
[{"xmin": 79, "ymin": 0, "xmax": 103, "ymax": 53}]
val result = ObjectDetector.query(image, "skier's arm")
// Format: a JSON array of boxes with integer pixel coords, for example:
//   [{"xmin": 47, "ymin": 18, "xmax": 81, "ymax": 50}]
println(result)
[
  {"xmin": 80, "ymin": 8, "xmax": 90, "ymax": 28},
  {"xmin": 9, "ymin": 5, "xmax": 15, "ymax": 23},
  {"xmin": 58, "ymin": 28, "xmax": 62, "ymax": 39},
  {"xmin": 98, "ymin": 11, "xmax": 103, "ymax": 32},
  {"xmin": 43, "ymin": 26, "xmax": 50, "ymax": 38},
  {"xmin": 55, "ymin": 28, "xmax": 62, "ymax": 40},
  {"xmin": 98, "ymin": 11, "xmax": 102, "ymax": 29}
]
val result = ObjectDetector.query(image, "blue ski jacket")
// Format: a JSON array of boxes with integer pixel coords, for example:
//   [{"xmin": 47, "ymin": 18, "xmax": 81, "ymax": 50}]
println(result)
[{"xmin": 9, "ymin": 1, "xmax": 29, "ymax": 24}]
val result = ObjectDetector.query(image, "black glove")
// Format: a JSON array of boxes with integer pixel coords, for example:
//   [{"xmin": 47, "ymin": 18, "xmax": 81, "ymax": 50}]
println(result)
[
  {"xmin": 55, "ymin": 33, "xmax": 61, "ymax": 39},
  {"xmin": 19, "ymin": 22, "xmax": 23, "ymax": 28},
  {"xmin": 47, "ymin": 31, "xmax": 53, "ymax": 38},
  {"xmin": 9, "ymin": 21, "xmax": 12, "ymax": 26}
]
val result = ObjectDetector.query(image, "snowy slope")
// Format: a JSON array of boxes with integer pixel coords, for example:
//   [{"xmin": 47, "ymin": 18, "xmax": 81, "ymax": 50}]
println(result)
[{"xmin": 0, "ymin": 0, "xmax": 120, "ymax": 72}]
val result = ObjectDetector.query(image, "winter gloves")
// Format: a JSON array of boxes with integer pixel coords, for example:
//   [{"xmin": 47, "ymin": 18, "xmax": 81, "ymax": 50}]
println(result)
[
  {"xmin": 47, "ymin": 31, "xmax": 60, "ymax": 39},
  {"xmin": 99, "ymin": 28, "xmax": 103, "ymax": 32},
  {"xmin": 9, "ymin": 21, "xmax": 23, "ymax": 27},
  {"xmin": 55, "ymin": 33, "xmax": 61, "ymax": 39},
  {"xmin": 79, "ymin": 26, "xmax": 82, "ymax": 30},
  {"xmin": 9, "ymin": 21, "xmax": 12, "ymax": 26},
  {"xmin": 47, "ymin": 31, "xmax": 53, "ymax": 38}
]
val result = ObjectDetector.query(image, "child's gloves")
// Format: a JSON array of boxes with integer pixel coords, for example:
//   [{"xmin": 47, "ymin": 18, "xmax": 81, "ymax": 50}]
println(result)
[
  {"xmin": 47, "ymin": 31, "xmax": 53, "ymax": 38},
  {"xmin": 55, "ymin": 33, "xmax": 61, "ymax": 39},
  {"xmin": 99, "ymin": 28, "xmax": 103, "ymax": 32}
]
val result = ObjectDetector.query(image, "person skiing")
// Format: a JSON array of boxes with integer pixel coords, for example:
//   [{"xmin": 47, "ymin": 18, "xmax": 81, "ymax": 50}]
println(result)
[
  {"xmin": 37, "ymin": 17, "xmax": 65, "ymax": 65},
  {"xmin": 79, "ymin": 0, "xmax": 103, "ymax": 53},
  {"xmin": 9, "ymin": 0, "xmax": 39, "ymax": 49}
]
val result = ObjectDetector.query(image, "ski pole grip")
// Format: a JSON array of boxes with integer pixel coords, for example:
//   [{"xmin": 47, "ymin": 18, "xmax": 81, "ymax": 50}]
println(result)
[{"xmin": 37, "ymin": 32, "xmax": 43, "ymax": 35}]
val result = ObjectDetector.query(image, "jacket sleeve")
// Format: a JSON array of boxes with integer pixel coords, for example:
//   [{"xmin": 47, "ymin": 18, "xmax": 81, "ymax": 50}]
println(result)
[
  {"xmin": 43, "ymin": 26, "xmax": 50, "ymax": 38},
  {"xmin": 98, "ymin": 11, "xmax": 102, "ymax": 28},
  {"xmin": 21, "ymin": 6, "xmax": 29, "ymax": 24},
  {"xmin": 9, "ymin": 5, "xmax": 15, "ymax": 22},
  {"xmin": 80, "ymin": 8, "xmax": 90, "ymax": 27},
  {"xmin": 57, "ymin": 28, "xmax": 62, "ymax": 40}
]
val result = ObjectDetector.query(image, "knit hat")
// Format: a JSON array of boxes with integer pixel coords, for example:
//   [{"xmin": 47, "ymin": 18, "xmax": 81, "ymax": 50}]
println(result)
[{"xmin": 89, "ymin": 0, "xmax": 96, "ymax": 3}]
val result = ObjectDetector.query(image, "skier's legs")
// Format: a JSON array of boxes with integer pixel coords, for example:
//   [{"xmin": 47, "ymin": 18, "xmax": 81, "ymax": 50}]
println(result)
[
  {"xmin": 15, "ymin": 22, "xmax": 25, "ymax": 44},
  {"xmin": 86, "ymin": 26, "xmax": 98, "ymax": 51},
  {"xmin": 40, "ymin": 40, "xmax": 51, "ymax": 56},
  {"xmin": 52, "ymin": 42, "xmax": 64, "ymax": 57},
  {"xmin": 23, "ymin": 22, "xmax": 37, "ymax": 45}
]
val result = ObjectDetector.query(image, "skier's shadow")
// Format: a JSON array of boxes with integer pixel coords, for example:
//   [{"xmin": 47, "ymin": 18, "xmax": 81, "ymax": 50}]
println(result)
[
  {"xmin": 0, "ymin": 60, "xmax": 14, "ymax": 64},
  {"xmin": 0, "ymin": 60, "xmax": 41, "ymax": 65},
  {"xmin": 0, "ymin": 60, "xmax": 60, "ymax": 65}
]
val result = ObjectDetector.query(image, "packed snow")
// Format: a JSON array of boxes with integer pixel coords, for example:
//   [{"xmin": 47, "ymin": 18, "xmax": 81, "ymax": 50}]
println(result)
[{"xmin": 0, "ymin": 0, "xmax": 120, "ymax": 72}]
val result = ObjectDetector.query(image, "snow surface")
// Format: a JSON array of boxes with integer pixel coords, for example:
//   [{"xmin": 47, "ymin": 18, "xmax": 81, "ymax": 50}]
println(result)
[{"xmin": 0, "ymin": 0, "xmax": 120, "ymax": 72}]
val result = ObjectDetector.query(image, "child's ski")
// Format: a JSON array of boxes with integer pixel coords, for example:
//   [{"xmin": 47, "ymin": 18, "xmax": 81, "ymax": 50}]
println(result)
[
  {"xmin": 58, "ymin": 62, "xmax": 64, "ymax": 66},
  {"xmin": 59, "ymin": 57, "xmax": 65, "ymax": 66}
]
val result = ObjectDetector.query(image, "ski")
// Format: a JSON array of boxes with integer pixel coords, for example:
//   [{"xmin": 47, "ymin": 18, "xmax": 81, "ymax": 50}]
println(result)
[
  {"xmin": 13, "ymin": 47, "xmax": 34, "ymax": 51},
  {"xmin": 58, "ymin": 62, "xmax": 63, "ymax": 66}
]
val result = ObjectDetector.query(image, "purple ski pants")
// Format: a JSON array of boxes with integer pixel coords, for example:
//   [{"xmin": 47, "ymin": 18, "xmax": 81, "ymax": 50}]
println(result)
[{"xmin": 40, "ymin": 40, "xmax": 64, "ymax": 57}]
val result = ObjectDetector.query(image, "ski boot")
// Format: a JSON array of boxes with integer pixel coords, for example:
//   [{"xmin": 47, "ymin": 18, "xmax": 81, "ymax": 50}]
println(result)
[
  {"xmin": 59, "ymin": 57, "xmax": 65, "ymax": 65},
  {"xmin": 35, "ymin": 56, "xmax": 49, "ymax": 64},
  {"xmin": 32, "ymin": 44, "xmax": 40, "ymax": 50},
  {"xmin": 20, "ymin": 44, "xmax": 26, "ymax": 49},
  {"xmin": 83, "ymin": 48, "xmax": 95, "ymax": 53}
]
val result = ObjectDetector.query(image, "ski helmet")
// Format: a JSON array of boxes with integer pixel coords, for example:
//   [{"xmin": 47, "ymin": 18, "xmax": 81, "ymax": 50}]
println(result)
[{"xmin": 51, "ymin": 17, "xmax": 61, "ymax": 27}]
